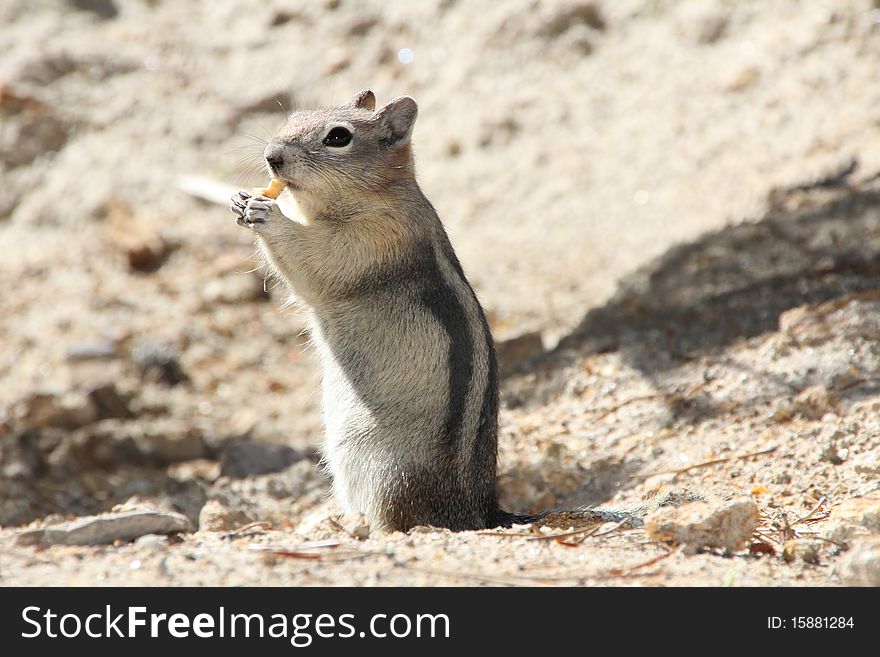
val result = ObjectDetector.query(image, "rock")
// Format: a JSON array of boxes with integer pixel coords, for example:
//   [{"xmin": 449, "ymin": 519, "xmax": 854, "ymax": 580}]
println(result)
[
  {"xmin": 345, "ymin": 14, "xmax": 378, "ymax": 37},
  {"xmin": 71, "ymin": 425, "xmax": 146, "ymax": 468},
  {"xmin": 133, "ymin": 533, "xmax": 167, "ymax": 548},
  {"xmin": 779, "ymin": 305, "xmax": 826, "ymax": 345},
  {"xmin": 724, "ymin": 65, "xmax": 760, "ymax": 93},
  {"xmin": 74, "ymin": 419, "xmax": 208, "ymax": 467},
  {"xmin": 833, "ymin": 493, "xmax": 880, "ymax": 533},
  {"xmin": 15, "ymin": 510, "xmax": 191, "ymax": 547},
  {"xmin": 14, "ymin": 392, "xmax": 98, "ymax": 430},
  {"xmin": 852, "ymin": 451, "xmax": 880, "ymax": 475},
  {"xmin": 65, "ymin": 340, "xmax": 117, "ymax": 361},
  {"xmin": 126, "ymin": 243, "xmax": 165, "ymax": 272},
  {"xmin": 496, "ymin": 331, "xmax": 544, "ymax": 371},
  {"xmin": 198, "ymin": 500, "xmax": 255, "ymax": 532},
  {"xmin": 67, "ymin": 0, "xmax": 118, "ymax": 20},
  {"xmin": 557, "ymin": 24, "xmax": 594, "ymax": 56},
  {"xmin": 87, "ymin": 383, "xmax": 134, "ymax": 420},
  {"xmin": 789, "ymin": 386, "xmax": 840, "ymax": 420},
  {"xmin": 780, "ymin": 296, "xmax": 880, "ymax": 346},
  {"xmin": 168, "ymin": 458, "xmax": 221, "ymax": 482},
  {"xmin": 769, "ymin": 400, "xmax": 793, "ymax": 423},
  {"xmin": 645, "ymin": 498, "xmax": 759, "ymax": 552},
  {"xmin": 322, "ymin": 47, "xmax": 350, "ymax": 75},
  {"xmin": 269, "ymin": 9, "xmax": 306, "ymax": 26},
  {"xmin": 0, "ymin": 476, "xmax": 44, "ymax": 527},
  {"xmin": 782, "ymin": 539, "xmax": 821, "ymax": 564},
  {"xmin": 12, "ymin": 52, "xmax": 77, "ymax": 86},
  {"xmin": 648, "ymin": 486, "xmax": 707, "ymax": 509},
  {"xmin": 266, "ymin": 460, "xmax": 321, "ymax": 499},
  {"xmin": 820, "ymin": 442, "xmax": 848, "ymax": 465},
  {"xmin": 676, "ymin": 4, "xmax": 729, "ymax": 44},
  {"xmin": 134, "ymin": 421, "xmax": 208, "ymax": 463},
  {"xmin": 0, "ymin": 86, "xmax": 70, "ymax": 168},
  {"xmin": 821, "ymin": 519, "xmax": 871, "ymax": 546},
  {"xmin": 538, "ymin": 1, "xmax": 605, "ymax": 37},
  {"xmin": 220, "ymin": 440, "xmax": 305, "ymax": 479},
  {"xmin": 836, "ymin": 538, "xmax": 880, "ymax": 586},
  {"xmin": 140, "ymin": 435, "xmax": 206, "ymax": 463},
  {"xmin": 104, "ymin": 200, "xmax": 174, "ymax": 272},
  {"xmin": 124, "ymin": 234, "xmax": 171, "ymax": 272},
  {"xmin": 339, "ymin": 513, "xmax": 370, "ymax": 540},
  {"xmin": 132, "ymin": 341, "xmax": 188, "ymax": 386},
  {"xmin": 0, "ymin": 430, "xmax": 45, "ymax": 479}
]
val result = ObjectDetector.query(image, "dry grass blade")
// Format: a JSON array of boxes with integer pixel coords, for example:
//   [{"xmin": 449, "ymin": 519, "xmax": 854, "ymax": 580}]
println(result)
[
  {"xmin": 753, "ymin": 529, "xmax": 780, "ymax": 546},
  {"xmin": 551, "ymin": 527, "xmax": 600, "ymax": 546},
  {"xmin": 529, "ymin": 523, "xmax": 602, "ymax": 543},
  {"xmin": 226, "ymin": 521, "xmax": 272, "ymax": 537},
  {"xmin": 550, "ymin": 518, "xmax": 636, "ymax": 546},
  {"xmin": 808, "ymin": 535, "xmax": 848, "ymax": 549},
  {"xmin": 606, "ymin": 547, "xmax": 676, "ymax": 577},
  {"xmin": 247, "ymin": 540, "xmax": 374, "ymax": 561},
  {"xmin": 779, "ymin": 513, "xmax": 795, "ymax": 543},
  {"xmin": 631, "ymin": 445, "xmax": 778, "ymax": 480},
  {"xmin": 478, "ymin": 523, "xmax": 546, "ymax": 539},
  {"xmin": 593, "ymin": 518, "xmax": 633, "ymax": 538},
  {"xmin": 792, "ymin": 497, "xmax": 828, "ymax": 526}
]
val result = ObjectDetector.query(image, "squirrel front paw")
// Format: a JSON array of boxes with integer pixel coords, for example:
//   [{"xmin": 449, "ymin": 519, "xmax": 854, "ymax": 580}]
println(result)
[{"xmin": 229, "ymin": 191, "xmax": 284, "ymax": 230}]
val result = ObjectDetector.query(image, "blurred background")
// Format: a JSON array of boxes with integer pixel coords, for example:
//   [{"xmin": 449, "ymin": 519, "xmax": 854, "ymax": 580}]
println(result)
[{"xmin": 2, "ymin": 0, "xmax": 880, "ymax": 547}]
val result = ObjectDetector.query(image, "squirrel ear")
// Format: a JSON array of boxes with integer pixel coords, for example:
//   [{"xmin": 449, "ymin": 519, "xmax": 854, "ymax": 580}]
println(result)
[
  {"xmin": 341, "ymin": 89, "xmax": 376, "ymax": 112},
  {"xmin": 375, "ymin": 96, "xmax": 418, "ymax": 148}
]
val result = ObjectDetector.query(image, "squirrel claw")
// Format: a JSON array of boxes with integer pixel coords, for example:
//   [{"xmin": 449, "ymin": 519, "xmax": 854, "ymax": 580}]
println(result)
[{"xmin": 230, "ymin": 191, "xmax": 279, "ymax": 229}]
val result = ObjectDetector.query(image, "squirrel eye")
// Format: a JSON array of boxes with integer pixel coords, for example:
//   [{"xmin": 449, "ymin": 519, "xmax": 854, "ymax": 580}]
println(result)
[{"xmin": 323, "ymin": 127, "xmax": 352, "ymax": 148}]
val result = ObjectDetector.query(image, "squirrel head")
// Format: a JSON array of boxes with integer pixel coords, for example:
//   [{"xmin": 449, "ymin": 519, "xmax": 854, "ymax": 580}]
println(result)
[{"xmin": 264, "ymin": 90, "xmax": 419, "ymax": 219}]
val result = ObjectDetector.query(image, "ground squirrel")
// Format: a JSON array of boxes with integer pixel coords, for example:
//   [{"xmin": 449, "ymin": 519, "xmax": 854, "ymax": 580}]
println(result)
[{"xmin": 230, "ymin": 90, "xmax": 533, "ymax": 531}]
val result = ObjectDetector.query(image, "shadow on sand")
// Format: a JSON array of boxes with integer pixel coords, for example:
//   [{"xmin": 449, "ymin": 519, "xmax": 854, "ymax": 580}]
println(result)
[{"xmin": 500, "ymin": 165, "xmax": 880, "ymax": 512}]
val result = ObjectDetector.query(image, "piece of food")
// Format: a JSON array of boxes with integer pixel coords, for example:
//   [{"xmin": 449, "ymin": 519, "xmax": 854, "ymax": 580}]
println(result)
[{"xmin": 252, "ymin": 178, "xmax": 285, "ymax": 199}]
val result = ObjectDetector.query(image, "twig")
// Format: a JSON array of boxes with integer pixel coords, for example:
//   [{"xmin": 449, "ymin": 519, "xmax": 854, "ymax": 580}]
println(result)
[
  {"xmin": 631, "ymin": 445, "xmax": 778, "ymax": 480},
  {"xmin": 226, "ymin": 521, "xmax": 272, "ymax": 537},
  {"xmin": 246, "ymin": 540, "xmax": 374, "ymax": 561},
  {"xmin": 528, "ymin": 524, "xmax": 602, "ymax": 542},
  {"xmin": 250, "ymin": 539, "xmax": 340, "ymax": 550},
  {"xmin": 606, "ymin": 547, "xmax": 676, "ymax": 577},
  {"xmin": 809, "ymin": 535, "xmax": 848, "ymax": 550},
  {"xmin": 780, "ymin": 513, "xmax": 795, "ymax": 543},
  {"xmin": 480, "ymin": 514, "xmax": 637, "ymax": 545},
  {"xmin": 753, "ymin": 529, "xmax": 780, "ymax": 546},
  {"xmin": 477, "ymin": 523, "xmax": 544, "ymax": 539},
  {"xmin": 792, "ymin": 497, "xmax": 828, "ymax": 526},
  {"xmin": 594, "ymin": 518, "xmax": 633, "ymax": 538}
]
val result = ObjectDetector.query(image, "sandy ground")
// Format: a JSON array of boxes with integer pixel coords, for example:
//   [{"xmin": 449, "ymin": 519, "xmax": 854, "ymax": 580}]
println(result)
[{"xmin": 1, "ymin": 0, "xmax": 880, "ymax": 586}]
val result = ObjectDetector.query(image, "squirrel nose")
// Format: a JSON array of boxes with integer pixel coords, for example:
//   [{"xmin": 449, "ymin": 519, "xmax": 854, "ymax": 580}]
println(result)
[{"xmin": 264, "ymin": 143, "xmax": 285, "ymax": 171}]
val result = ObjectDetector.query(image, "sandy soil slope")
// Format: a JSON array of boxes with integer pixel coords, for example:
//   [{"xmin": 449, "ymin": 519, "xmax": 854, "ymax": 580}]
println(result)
[{"xmin": 1, "ymin": 0, "xmax": 879, "ymax": 586}]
